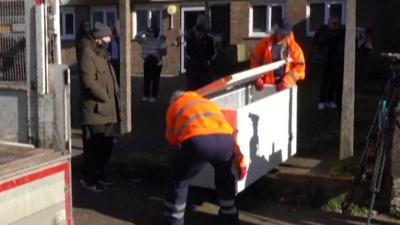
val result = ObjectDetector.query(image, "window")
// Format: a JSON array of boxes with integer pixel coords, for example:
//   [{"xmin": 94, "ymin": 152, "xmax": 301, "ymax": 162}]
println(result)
[
  {"xmin": 307, "ymin": 0, "xmax": 345, "ymax": 36},
  {"xmin": 60, "ymin": 7, "xmax": 75, "ymax": 40},
  {"xmin": 132, "ymin": 7, "xmax": 163, "ymax": 38},
  {"xmin": 249, "ymin": 0, "xmax": 285, "ymax": 37},
  {"xmin": 91, "ymin": 6, "xmax": 118, "ymax": 30}
]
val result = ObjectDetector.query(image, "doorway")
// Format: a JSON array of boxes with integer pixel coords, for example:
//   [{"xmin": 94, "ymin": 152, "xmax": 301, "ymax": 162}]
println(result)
[{"xmin": 180, "ymin": 6, "xmax": 205, "ymax": 73}]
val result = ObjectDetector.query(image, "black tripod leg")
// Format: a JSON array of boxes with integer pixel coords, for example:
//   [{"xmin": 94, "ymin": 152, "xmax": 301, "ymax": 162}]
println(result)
[
  {"xmin": 342, "ymin": 144, "xmax": 372, "ymax": 213},
  {"xmin": 366, "ymin": 192, "xmax": 377, "ymax": 225},
  {"xmin": 366, "ymin": 142, "xmax": 387, "ymax": 225}
]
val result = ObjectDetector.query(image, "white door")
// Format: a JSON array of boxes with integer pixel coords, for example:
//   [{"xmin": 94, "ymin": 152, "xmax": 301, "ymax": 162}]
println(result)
[{"xmin": 180, "ymin": 6, "xmax": 205, "ymax": 73}]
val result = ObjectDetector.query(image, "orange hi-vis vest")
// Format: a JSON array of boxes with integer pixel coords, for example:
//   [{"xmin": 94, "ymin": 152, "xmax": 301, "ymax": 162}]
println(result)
[
  {"xmin": 165, "ymin": 92, "xmax": 233, "ymax": 146},
  {"xmin": 250, "ymin": 32, "xmax": 305, "ymax": 86}
]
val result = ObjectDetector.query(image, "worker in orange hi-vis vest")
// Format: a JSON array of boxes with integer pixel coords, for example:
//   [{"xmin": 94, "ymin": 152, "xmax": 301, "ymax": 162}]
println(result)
[
  {"xmin": 250, "ymin": 18, "xmax": 306, "ymax": 92},
  {"xmin": 164, "ymin": 90, "xmax": 246, "ymax": 225}
]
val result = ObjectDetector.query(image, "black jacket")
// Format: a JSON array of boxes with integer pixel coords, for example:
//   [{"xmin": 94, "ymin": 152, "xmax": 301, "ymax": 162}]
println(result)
[{"xmin": 185, "ymin": 31, "xmax": 215, "ymax": 71}]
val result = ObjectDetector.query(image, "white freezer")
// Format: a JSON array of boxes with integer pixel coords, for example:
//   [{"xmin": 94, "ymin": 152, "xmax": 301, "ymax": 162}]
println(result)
[{"xmin": 190, "ymin": 85, "xmax": 297, "ymax": 193}]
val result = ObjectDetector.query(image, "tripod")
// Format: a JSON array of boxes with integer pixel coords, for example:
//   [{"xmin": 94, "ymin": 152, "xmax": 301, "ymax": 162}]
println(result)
[{"xmin": 341, "ymin": 52, "xmax": 400, "ymax": 225}]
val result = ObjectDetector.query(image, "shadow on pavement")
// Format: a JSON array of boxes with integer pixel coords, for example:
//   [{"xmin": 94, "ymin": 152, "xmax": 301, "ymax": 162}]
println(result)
[
  {"xmin": 110, "ymin": 75, "xmax": 186, "ymax": 167},
  {"xmin": 72, "ymin": 153, "xmax": 256, "ymax": 225},
  {"xmin": 72, "ymin": 153, "xmax": 166, "ymax": 225}
]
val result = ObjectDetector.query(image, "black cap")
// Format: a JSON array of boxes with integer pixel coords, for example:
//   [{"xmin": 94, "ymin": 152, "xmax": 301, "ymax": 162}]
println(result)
[{"xmin": 275, "ymin": 18, "xmax": 293, "ymax": 37}]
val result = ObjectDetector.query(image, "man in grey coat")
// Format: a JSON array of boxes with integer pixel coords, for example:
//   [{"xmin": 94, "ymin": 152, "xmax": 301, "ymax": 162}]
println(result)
[{"xmin": 79, "ymin": 22, "xmax": 121, "ymax": 192}]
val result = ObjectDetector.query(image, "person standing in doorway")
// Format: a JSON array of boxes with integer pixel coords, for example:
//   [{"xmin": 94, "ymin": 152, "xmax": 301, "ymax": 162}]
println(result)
[
  {"xmin": 184, "ymin": 14, "xmax": 216, "ymax": 90},
  {"xmin": 79, "ymin": 22, "xmax": 121, "ymax": 192}
]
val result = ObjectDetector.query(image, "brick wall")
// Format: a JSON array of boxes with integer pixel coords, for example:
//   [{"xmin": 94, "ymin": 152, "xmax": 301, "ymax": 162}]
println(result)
[
  {"xmin": 61, "ymin": 0, "xmax": 397, "ymax": 78},
  {"xmin": 230, "ymin": 1, "xmax": 249, "ymax": 45},
  {"xmin": 286, "ymin": 0, "xmax": 311, "ymax": 54},
  {"xmin": 60, "ymin": 0, "xmax": 315, "ymax": 78}
]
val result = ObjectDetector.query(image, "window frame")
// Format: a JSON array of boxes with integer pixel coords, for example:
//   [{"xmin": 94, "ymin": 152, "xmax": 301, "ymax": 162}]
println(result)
[
  {"xmin": 90, "ymin": 6, "xmax": 118, "ymax": 29},
  {"xmin": 60, "ymin": 7, "xmax": 76, "ymax": 41},
  {"xmin": 306, "ymin": 0, "xmax": 346, "ymax": 37},
  {"xmin": 249, "ymin": 0, "xmax": 285, "ymax": 38},
  {"xmin": 132, "ymin": 6, "xmax": 163, "ymax": 39}
]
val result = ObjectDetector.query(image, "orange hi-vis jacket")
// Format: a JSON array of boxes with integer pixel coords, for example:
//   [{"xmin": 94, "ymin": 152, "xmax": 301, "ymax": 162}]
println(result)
[
  {"xmin": 165, "ymin": 92, "xmax": 233, "ymax": 146},
  {"xmin": 250, "ymin": 32, "xmax": 306, "ymax": 86}
]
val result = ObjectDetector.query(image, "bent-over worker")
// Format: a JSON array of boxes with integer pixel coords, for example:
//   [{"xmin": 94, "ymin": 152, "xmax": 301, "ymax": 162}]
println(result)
[{"xmin": 164, "ymin": 91, "xmax": 246, "ymax": 225}]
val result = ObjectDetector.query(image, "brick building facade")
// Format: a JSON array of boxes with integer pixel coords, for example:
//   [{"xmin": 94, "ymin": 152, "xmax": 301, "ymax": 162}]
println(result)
[{"xmin": 59, "ymin": 0, "xmax": 395, "ymax": 76}]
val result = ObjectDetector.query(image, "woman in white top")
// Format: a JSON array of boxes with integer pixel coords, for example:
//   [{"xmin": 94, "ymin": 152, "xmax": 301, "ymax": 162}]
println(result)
[{"xmin": 135, "ymin": 27, "xmax": 167, "ymax": 102}]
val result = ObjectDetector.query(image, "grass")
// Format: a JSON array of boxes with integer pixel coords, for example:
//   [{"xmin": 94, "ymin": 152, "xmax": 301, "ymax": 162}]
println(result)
[{"xmin": 322, "ymin": 193, "xmax": 369, "ymax": 216}]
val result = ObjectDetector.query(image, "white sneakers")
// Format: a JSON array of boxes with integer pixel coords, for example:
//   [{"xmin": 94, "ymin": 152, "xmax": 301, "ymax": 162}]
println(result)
[
  {"xmin": 318, "ymin": 102, "xmax": 326, "ymax": 110},
  {"xmin": 318, "ymin": 101, "xmax": 338, "ymax": 110},
  {"xmin": 142, "ymin": 96, "xmax": 156, "ymax": 103}
]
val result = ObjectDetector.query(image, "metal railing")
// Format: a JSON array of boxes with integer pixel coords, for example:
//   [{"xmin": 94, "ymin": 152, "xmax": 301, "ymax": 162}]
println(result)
[{"xmin": 0, "ymin": 0, "xmax": 26, "ymax": 88}]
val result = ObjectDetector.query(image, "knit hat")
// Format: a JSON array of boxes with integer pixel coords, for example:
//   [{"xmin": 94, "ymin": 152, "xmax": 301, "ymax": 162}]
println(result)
[
  {"xmin": 195, "ymin": 14, "xmax": 209, "ymax": 32},
  {"xmin": 92, "ymin": 22, "xmax": 112, "ymax": 38},
  {"xmin": 274, "ymin": 18, "xmax": 293, "ymax": 37}
]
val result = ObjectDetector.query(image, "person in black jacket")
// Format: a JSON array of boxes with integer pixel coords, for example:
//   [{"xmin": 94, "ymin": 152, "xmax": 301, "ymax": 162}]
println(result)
[
  {"xmin": 313, "ymin": 17, "xmax": 345, "ymax": 110},
  {"xmin": 184, "ymin": 15, "xmax": 216, "ymax": 90}
]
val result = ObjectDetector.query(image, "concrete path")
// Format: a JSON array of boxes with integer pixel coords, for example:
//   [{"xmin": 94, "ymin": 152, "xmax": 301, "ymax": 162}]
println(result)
[{"xmin": 71, "ymin": 152, "xmax": 397, "ymax": 225}]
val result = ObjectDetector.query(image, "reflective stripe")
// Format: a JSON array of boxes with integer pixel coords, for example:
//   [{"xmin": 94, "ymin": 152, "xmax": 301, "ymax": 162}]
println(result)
[
  {"xmin": 163, "ymin": 211, "xmax": 185, "ymax": 219},
  {"xmin": 175, "ymin": 112, "xmax": 226, "ymax": 137},
  {"xmin": 164, "ymin": 201, "xmax": 186, "ymax": 212},
  {"xmin": 250, "ymin": 52, "xmax": 262, "ymax": 66},
  {"xmin": 218, "ymin": 199, "xmax": 235, "ymax": 207},
  {"xmin": 173, "ymin": 100, "xmax": 210, "ymax": 128},
  {"xmin": 220, "ymin": 208, "xmax": 238, "ymax": 215}
]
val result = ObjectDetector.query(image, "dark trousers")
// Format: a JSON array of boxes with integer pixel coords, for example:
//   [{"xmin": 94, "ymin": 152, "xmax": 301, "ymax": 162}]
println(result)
[
  {"xmin": 143, "ymin": 56, "xmax": 162, "ymax": 98},
  {"xmin": 81, "ymin": 124, "xmax": 115, "ymax": 183},
  {"xmin": 319, "ymin": 63, "xmax": 343, "ymax": 106},
  {"xmin": 164, "ymin": 134, "xmax": 238, "ymax": 225}
]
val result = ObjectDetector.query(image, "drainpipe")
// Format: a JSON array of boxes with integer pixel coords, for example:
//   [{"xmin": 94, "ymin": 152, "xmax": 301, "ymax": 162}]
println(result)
[{"xmin": 204, "ymin": 0, "xmax": 211, "ymax": 30}]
